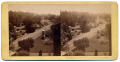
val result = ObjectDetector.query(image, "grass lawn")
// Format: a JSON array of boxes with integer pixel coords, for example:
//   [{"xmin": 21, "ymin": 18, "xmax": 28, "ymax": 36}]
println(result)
[
  {"xmin": 30, "ymin": 36, "xmax": 53, "ymax": 53},
  {"xmin": 86, "ymin": 34, "xmax": 109, "ymax": 52}
]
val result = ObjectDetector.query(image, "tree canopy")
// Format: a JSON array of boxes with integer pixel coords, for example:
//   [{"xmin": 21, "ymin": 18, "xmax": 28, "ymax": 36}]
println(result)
[{"xmin": 73, "ymin": 37, "xmax": 90, "ymax": 52}]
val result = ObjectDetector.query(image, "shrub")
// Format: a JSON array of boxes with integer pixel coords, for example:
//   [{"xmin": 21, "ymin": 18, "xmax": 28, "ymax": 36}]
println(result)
[
  {"xmin": 100, "ymin": 30, "xmax": 105, "ymax": 36},
  {"xmin": 18, "ymin": 38, "xmax": 34, "ymax": 52},
  {"xmin": 73, "ymin": 37, "xmax": 90, "ymax": 52},
  {"xmin": 85, "ymin": 25, "xmax": 91, "ymax": 32},
  {"xmin": 16, "ymin": 50, "xmax": 29, "ymax": 56},
  {"xmin": 81, "ymin": 25, "xmax": 91, "ymax": 33},
  {"xmin": 9, "ymin": 43, "xmax": 15, "ymax": 51}
]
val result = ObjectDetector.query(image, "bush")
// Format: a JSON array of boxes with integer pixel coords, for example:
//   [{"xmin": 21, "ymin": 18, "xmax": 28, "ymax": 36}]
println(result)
[
  {"xmin": 18, "ymin": 38, "xmax": 34, "ymax": 52},
  {"xmin": 9, "ymin": 43, "xmax": 15, "ymax": 51},
  {"xmin": 16, "ymin": 50, "xmax": 29, "ymax": 56},
  {"xmin": 100, "ymin": 30, "xmax": 105, "ymax": 36},
  {"xmin": 73, "ymin": 37, "xmax": 90, "ymax": 52},
  {"xmin": 81, "ymin": 24, "xmax": 91, "ymax": 33},
  {"xmin": 85, "ymin": 25, "xmax": 91, "ymax": 32}
]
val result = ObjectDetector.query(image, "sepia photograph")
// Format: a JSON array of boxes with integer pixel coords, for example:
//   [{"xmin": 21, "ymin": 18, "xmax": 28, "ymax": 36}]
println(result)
[
  {"xmin": 8, "ymin": 4, "xmax": 111, "ymax": 56},
  {"xmin": 60, "ymin": 4, "xmax": 111, "ymax": 56},
  {"xmin": 1, "ymin": 1, "xmax": 118, "ymax": 60},
  {"xmin": 9, "ymin": 4, "xmax": 61, "ymax": 56}
]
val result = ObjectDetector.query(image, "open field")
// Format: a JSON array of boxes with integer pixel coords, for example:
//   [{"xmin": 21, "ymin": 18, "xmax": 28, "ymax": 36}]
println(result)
[{"xmin": 86, "ymin": 34, "xmax": 109, "ymax": 52}]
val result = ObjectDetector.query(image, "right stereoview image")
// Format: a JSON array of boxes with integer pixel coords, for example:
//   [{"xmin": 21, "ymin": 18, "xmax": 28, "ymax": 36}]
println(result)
[{"xmin": 61, "ymin": 4, "xmax": 111, "ymax": 56}]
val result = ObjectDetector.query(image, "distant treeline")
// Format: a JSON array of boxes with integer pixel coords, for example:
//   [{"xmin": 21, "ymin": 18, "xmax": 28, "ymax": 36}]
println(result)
[
  {"xmin": 9, "ymin": 11, "xmax": 60, "ymax": 32},
  {"xmin": 9, "ymin": 11, "xmax": 60, "ymax": 42},
  {"xmin": 61, "ymin": 11, "xmax": 111, "ymax": 27}
]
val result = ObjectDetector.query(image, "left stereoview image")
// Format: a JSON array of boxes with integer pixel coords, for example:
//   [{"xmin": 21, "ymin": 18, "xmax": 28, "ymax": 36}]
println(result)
[{"xmin": 9, "ymin": 4, "xmax": 61, "ymax": 56}]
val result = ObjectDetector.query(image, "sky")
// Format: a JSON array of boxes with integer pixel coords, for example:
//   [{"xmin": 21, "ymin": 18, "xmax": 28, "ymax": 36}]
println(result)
[{"xmin": 9, "ymin": 4, "xmax": 111, "ymax": 15}]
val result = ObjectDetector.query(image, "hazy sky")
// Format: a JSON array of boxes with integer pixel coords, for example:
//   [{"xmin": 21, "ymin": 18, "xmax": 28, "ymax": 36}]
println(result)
[{"xmin": 9, "ymin": 4, "xmax": 111, "ymax": 15}]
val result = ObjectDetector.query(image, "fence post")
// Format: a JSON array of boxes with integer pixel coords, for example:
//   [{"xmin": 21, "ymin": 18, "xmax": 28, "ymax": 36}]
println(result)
[{"xmin": 39, "ymin": 50, "xmax": 42, "ymax": 56}]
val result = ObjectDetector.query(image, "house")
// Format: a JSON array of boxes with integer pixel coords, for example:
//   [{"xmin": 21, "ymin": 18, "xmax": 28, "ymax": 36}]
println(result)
[
  {"xmin": 69, "ymin": 26, "xmax": 82, "ymax": 37},
  {"xmin": 14, "ymin": 26, "xmax": 26, "ymax": 37}
]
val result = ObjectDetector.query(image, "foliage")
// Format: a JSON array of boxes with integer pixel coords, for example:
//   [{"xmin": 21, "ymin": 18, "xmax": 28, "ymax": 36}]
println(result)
[
  {"xmin": 80, "ymin": 20, "xmax": 91, "ymax": 33},
  {"xmin": 48, "ymin": 14, "xmax": 56, "ymax": 20},
  {"xmin": 49, "ymin": 15, "xmax": 60, "ymax": 23},
  {"xmin": 61, "ymin": 23, "xmax": 72, "ymax": 40},
  {"xmin": 100, "ymin": 30, "xmax": 105, "ymax": 36},
  {"xmin": 18, "ymin": 38, "xmax": 34, "ymax": 52},
  {"xmin": 73, "ymin": 37, "xmax": 90, "ymax": 52},
  {"xmin": 9, "ymin": 10, "xmax": 44, "ymax": 40},
  {"xmin": 25, "ymin": 20, "xmax": 35, "ymax": 33},
  {"xmin": 61, "ymin": 23, "xmax": 72, "ymax": 46},
  {"xmin": 103, "ymin": 14, "xmax": 111, "ymax": 22},
  {"xmin": 33, "ymin": 15, "xmax": 42, "ymax": 24},
  {"xmin": 9, "ymin": 43, "xmax": 15, "ymax": 51},
  {"xmin": 16, "ymin": 50, "xmax": 29, "ymax": 56},
  {"xmin": 62, "ymin": 43, "xmax": 69, "ymax": 52},
  {"xmin": 99, "ymin": 13, "xmax": 111, "ymax": 22},
  {"xmin": 61, "ymin": 11, "xmax": 97, "ymax": 27}
]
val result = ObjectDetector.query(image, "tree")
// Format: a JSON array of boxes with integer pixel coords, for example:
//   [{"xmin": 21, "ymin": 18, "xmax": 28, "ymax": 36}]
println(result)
[
  {"xmin": 73, "ymin": 37, "xmax": 90, "ymax": 52},
  {"xmin": 80, "ymin": 19, "xmax": 91, "ymax": 33},
  {"xmin": 18, "ymin": 38, "xmax": 34, "ymax": 52},
  {"xmin": 61, "ymin": 23, "xmax": 72, "ymax": 40},
  {"xmin": 48, "ymin": 14, "xmax": 56, "ymax": 20},
  {"xmin": 34, "ymin": 15, "xmax": 42, "ymax": 24},
  {"xmin": 61, "ymin": 23, "xmax": 72, "ymax": 47},
  {"xmin": 25, "ymin": 20, "xmax": 35, "ymax": 33},
  {"xmin": 44, "ymin": 16, "xmax": 48, "ymax": 20},
  {"xmin": 103, "ymin": 13, "xmax": 111, "ymax": 22}
]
